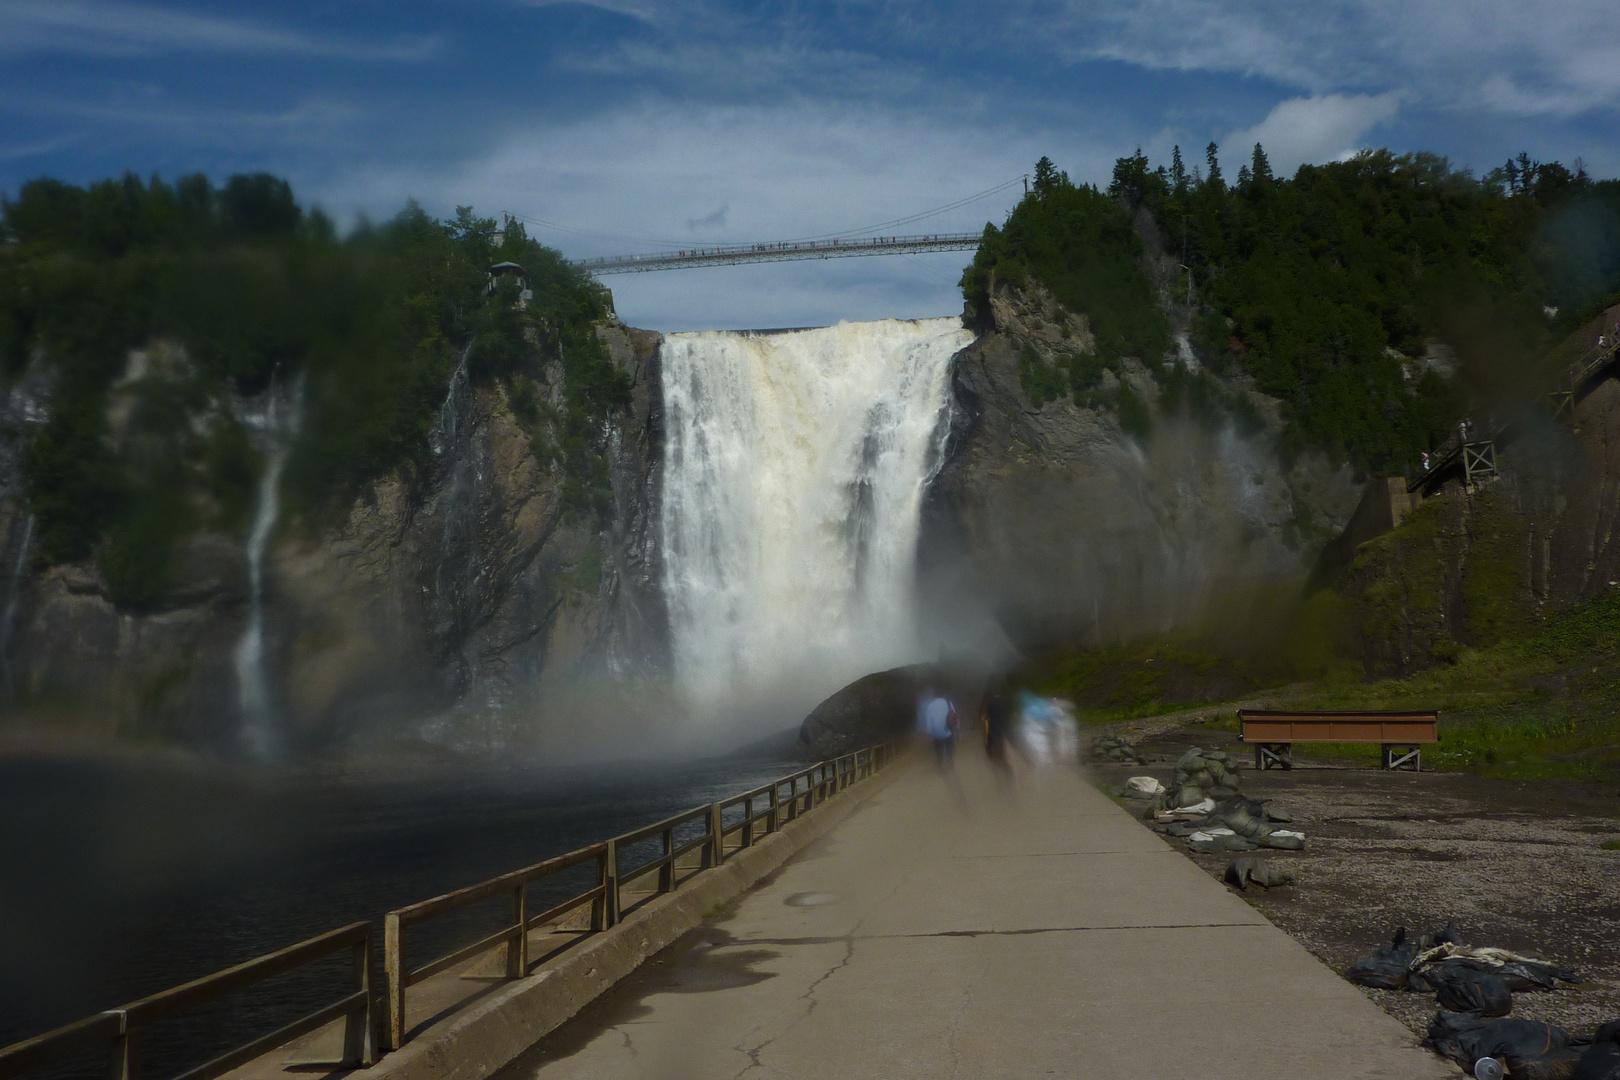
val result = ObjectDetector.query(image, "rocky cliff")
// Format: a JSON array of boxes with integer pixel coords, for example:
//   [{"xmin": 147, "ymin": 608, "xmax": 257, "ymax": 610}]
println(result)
[
  {"xmin": 920, "ymin": 280, "xmax": 1361, "ymax": 655},
  {"xmin": 0, "ymin": 318, "xmax": 667, "ymax": 755},
  {"xmin": 0, "ymin": 281, "xmax": 1376, "ymax": 756}
]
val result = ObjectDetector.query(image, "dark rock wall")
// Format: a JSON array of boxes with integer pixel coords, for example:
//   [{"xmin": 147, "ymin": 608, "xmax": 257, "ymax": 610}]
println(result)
[{"xmin": 921, "ymin": 282, "xmax": 1361, "ymax": 656}]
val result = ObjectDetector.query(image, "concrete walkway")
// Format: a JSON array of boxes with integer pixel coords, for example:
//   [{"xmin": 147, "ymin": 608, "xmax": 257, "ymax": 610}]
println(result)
[{"xmin": 498, "ymin": 753, "xmax": 1453, "ymax": 1079}]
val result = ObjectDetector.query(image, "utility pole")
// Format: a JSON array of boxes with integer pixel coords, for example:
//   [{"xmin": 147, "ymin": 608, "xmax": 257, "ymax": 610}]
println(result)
[{"xmin": 1023, "ymin": 174, "xmax": 1029, "ymax": 196}]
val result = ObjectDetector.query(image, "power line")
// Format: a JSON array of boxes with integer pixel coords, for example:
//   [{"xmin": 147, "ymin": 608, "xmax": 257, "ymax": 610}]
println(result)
[{"xmin": 783, "ymin": 175, "xmax": 1026, "ymax": 242}]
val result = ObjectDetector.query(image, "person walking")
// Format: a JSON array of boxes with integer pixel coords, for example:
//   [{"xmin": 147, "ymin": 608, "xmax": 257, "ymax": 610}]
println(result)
[
  {"xmin": 916, "ymin": 685, "xmax": 958, "ymax": 768},
  {"xmin": 982, "ymin": 677, "xmax": 1019, "ymax": 784}
]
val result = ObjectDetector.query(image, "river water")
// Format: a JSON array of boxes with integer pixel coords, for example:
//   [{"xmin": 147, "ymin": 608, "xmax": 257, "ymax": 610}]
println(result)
[{"xmin": 0, "ymin": 749, "xmax": 798, "ymax": 1074}]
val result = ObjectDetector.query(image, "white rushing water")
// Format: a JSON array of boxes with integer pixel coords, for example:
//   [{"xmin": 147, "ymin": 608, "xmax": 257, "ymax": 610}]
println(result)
[
  {"xmin": 659, "ymin": 317, "xmax": 973, "ymax": 718},
  {"xmin": 235, "ymin": 381, "xmax": 300, "ymax": 761}
]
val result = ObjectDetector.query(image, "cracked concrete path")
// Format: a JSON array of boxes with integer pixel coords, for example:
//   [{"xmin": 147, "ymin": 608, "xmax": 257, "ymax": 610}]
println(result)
[{"xmin": 498, "ymin": 754, "xmax": 1453, "ymax": 1079}]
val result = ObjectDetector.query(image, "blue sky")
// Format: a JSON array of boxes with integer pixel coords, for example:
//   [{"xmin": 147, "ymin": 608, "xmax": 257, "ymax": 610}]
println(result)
[{"xmin": 4, "ymin": 0, "xmax": 1619, "ymax": 330}]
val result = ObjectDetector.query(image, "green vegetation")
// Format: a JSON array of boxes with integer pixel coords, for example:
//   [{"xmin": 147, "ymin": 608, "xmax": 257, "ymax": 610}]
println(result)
[
  {"xmin": 963, "ymin": 156, "xmax": 1171, "ymax": 395},
  {"xmin": 970, "ymin": 147, "xmax": 1620, "ymax": 473},
  {"xmin": 1022, "ymin": 585, "xmax": 1357, "ymax": 723},
  {"xmin": 1033, "ymin": 582, "xmax": 1620, "ymax": 782},
  {"xmin": 0, "ymin": 172, "xmax": 619, "ymax": 608}
]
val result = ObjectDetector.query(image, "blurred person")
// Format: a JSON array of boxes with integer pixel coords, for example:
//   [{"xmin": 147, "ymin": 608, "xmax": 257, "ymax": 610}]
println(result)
[
  {"xmin": 981, "ymin": 677, "xmax": 1020, "ymax": 783},
  {"xmin": 916, "ymin": 685, "xmax": 958, "ymax": 768},
  {"xmin": 1050, "ymin": 698, "xmax": 1080, "ymax": 763},
  {"xmin": 1018, "ymin": 689, "xmax": 1056, "ymax": 765}
]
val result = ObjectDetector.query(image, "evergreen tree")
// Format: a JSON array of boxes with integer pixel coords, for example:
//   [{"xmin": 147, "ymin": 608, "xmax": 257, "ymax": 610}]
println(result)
[
  {"xmin": 1250, "ymin": 143, "xmax": 1274, "ymax": 186},
  {"xmin": 1170, "ymin": 145, "xmax": 1188, "ymax": 192},
  {"xmin": 1204, "ymin": 142, "xmax": 1224, "ymax": 190},
  {"xmin": 1032, "ymin": 156, "xmax": 1066, "ymax": 199}
]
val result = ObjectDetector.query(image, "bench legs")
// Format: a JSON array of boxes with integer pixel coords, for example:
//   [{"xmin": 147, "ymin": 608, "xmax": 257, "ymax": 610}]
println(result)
[
  {"xmin": 1381, "ymin": 744, "xmax": 1421, "ymax": 771},
  {"xmin": 1255, "ymin": 743, "xmax": 1292, "ymax": 770}
]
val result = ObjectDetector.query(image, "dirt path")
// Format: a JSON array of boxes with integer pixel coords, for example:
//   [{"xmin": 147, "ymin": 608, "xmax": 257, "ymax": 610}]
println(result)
[{"xmin": 1096, "ymin": 721, "xmax": 1620, "ymax": 1040}]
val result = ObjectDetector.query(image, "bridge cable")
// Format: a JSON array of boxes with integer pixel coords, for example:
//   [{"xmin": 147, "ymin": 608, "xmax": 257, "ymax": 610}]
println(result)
[{"xmin": 504, "ymin": 174, "xmax": 1027, "ymax": 253}]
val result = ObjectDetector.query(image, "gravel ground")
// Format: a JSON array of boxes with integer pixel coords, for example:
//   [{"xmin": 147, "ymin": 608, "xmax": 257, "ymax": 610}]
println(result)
[{"xmin": 1090, "ymin": 721, "xmax": 1620, "ymax": 1045}]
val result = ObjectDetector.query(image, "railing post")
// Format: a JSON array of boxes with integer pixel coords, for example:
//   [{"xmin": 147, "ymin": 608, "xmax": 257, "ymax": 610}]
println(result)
[
  {"xmin": 603, "ymin": 839, "xmax": 620, "ymax": 926},
  {"xmin": 384, "ymin": 912, "xmax": 405, "ymax": 1052},
  {"xmin": 742, "ymin": 796, "xmax": 754, "ymax": 848},
  {"xmin": 507, "ymin": 882, "xmax": 528, "ymax": 978},
  {"xmin": 707, "ymin": 802, "xmax": 723, "ymax": 867},
  {"xmin": 591, "ymin": 848, "xmax": 608, "ymax": 930},
  {"xmin": 658, "ymin": 827, "xmax": 674, "ymax": 893},
  {"xmin": 107, "ymin": 1012, "xmax": 132, "ymax": 1080},
  {"xmin": 344, "ymin": 929, "xmax": 375, "ymax": 1066},
  {"xmin": 767, "ymin": 782, "xmax": 779, "ymax": 833}
]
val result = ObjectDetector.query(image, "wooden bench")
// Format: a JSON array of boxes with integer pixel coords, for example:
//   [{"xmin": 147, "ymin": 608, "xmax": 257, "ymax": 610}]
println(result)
[{"xmin": 1237, "ymin": 709, "xmax": 1440, "ymax": 771}]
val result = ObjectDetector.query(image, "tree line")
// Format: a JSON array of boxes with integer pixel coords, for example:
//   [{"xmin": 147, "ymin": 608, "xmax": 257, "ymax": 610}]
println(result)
[{"xmin": 965, "ymin": 144, "xmax": 1620, "ymax": 472}]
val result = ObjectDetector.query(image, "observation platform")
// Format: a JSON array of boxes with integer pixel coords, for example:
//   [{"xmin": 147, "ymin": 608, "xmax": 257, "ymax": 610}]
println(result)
[{"xmin": 497, "ymin": 754, "xmax": 1448, "ymax": 1079}]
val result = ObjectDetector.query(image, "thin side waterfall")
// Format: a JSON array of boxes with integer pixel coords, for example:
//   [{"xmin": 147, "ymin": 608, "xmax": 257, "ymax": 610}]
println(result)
[
  {"xmin": 235, "ymin": 380, "xmax": 300, "ymax": 761},
  {"xmin": 0, "ymin": 513, "xmax": 33, "ymax": 693},
  {"xmin": 659, "ymin": 317, "xmax": 972, "ymax": 720},
  {"xmin": 430, "ymin": 337, "xmax": 478, "ymax": 647}
]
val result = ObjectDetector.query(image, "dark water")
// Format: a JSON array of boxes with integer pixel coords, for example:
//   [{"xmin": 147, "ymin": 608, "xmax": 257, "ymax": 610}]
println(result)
[{"xmin": 0, "ymin": 749, "xmax": 798, "ymax": 1075}]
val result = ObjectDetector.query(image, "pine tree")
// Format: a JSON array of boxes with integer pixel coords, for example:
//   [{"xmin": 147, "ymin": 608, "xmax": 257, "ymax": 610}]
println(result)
[
  {"xmin": 1204, "ymin": 142, "xmax": 1224, "ymax": 190},
  {"xmin": 1032, "ymin": 156, "xmax": 1067, "ymax": 199},
  {"xmin": 1170, "ymin": 145, "xmax": 1188, "ymax": 192},
  {"xmin": 1251, "ymin": 143, "xmax": 1274, "ymax": 186}
]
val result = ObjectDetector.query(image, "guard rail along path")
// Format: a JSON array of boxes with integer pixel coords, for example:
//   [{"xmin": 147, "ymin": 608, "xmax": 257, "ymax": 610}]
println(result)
[
  {"xmin": 571, "ymin": 233, "xmax": 981, "ymax": 274},
  {"xmin": 0, "ymin": 742, "xmax": 900, "ymax": 1080}
]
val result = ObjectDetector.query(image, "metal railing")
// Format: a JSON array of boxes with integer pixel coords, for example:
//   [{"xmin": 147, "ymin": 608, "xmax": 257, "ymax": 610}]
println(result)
[
  {"xmin": 0, "ymin": 921, "xmax": 374, "ymax": 1080},
  {"xmin": 0, "ymin": 741, "xmax": 900, "ymax": 1076},
  {"xmin": 379, "ymin": 741, "xmax": 898, "ymax": 1051},
  {"xmin": 383, "ymin": 844, "xmax": 610, "ymax": 1050}
]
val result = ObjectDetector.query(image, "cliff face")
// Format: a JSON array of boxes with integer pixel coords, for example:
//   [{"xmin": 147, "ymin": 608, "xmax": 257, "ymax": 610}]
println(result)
[
  {"xmin": 922, "ymin": 281, "xmax": 1361, "ymax": 654},
  {"xmin": 1342, "ymin": 374, "xmax": 1620, "ymax": 675},
  {"xmin": 0, "ymin": 319, "xmax": 667, "ymax": 754}
]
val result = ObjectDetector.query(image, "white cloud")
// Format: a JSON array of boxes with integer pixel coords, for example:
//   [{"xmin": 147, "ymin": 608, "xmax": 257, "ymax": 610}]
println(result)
[
  {"xmin": 1016, "ymin": 0, "xmax": 1620, "ymax": 118},
  {"xmin": 519, "ymin": 0, "xmax": 661, "ymax": 20},
  {"xmin": 0, "ymin": 0, "xmax": 439, "ymax": 59},
  {"xmin": 1226, "ymin": 92, "xmax": 1401, "ymax": 174}
]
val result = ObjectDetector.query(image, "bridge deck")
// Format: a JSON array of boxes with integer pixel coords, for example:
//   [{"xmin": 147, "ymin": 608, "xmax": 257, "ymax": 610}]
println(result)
[
  {"xmin": 497, "ymin": 752, "xmax": 1449, "ymax": 1079},
  {"xmin": 571, "ymin": 233, "xmax": 981, "ymax": 274}
]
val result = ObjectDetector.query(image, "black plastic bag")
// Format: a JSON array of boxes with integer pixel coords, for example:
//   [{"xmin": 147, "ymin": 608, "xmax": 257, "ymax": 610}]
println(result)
[
  {"xmin": 1425, "ymin": 1012, "xmax": 1576, "ymax": 1075},
  {"xmin": 1572, "ymin": 1021, "xmax": 1620, "ymax": 1080},
  {"xmin": 1496, "ymin": 959, "xmax": 1582, "ymax": 992},
  {"xmin": 1348, "ymin": 927, "xmax": 1416, "ymax": 990},
  {"xmin": 1224, "ymin": 856, "xmax": 1294, "ymax": 891},
  {"xmin": 1414, "ymin": 960, "xmax": 1512, "ymax": 1017}
]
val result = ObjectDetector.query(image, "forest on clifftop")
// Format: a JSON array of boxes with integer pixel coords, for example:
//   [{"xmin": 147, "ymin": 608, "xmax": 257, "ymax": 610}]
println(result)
[{"xmin": 963, "ymin": 145, "xmax": 1620, "ymax": 473}]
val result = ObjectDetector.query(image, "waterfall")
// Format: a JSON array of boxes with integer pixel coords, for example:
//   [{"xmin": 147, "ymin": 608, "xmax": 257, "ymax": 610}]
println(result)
[
  {"xmin": 429, "ymin": 337, "xmax": 479, "ymax": 686},
  {"xmin": 235, "ymin": 380, "xmax": 300, "ymax": 762},
  {"xmin": 0, "ymin": 513, "xmax": 33, "ymax": 693},
  {"xmin": 659, "ymin": 318, "xmax": 972, "ymax": 718}
]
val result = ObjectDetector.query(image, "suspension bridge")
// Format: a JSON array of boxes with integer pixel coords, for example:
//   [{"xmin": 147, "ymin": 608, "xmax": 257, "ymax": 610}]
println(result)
[{"xmin": 568, "ymin": 231, "xmax": 983, "ymax": 275}]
